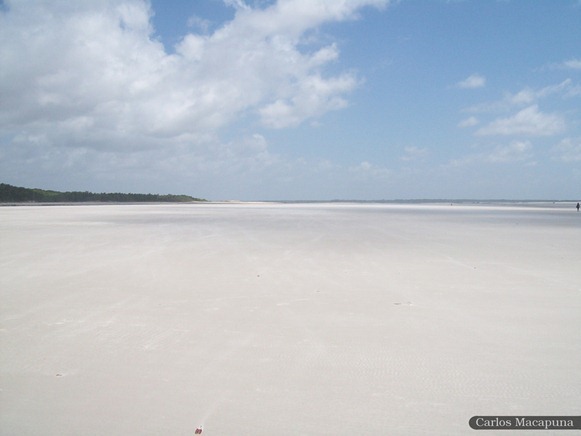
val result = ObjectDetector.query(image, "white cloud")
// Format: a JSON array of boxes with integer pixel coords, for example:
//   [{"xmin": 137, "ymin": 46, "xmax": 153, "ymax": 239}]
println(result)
[
  {"xmin": 259, "ymin": 73, "xmax": 357, "ymax": 128},
  {"xmin": 505, "ymin": 79, "xmax": 576, "ymax": 106},
  {"xmin": 457, "ymin": 74, "xmax": 486, "ymax": 89},
  {"xmin": 223, "ymin": 0, "xmax": 252, "ymax": 11},
  {"xmin": 187, "ymin": 15, "xmax": 211, "ymax": 33},
  {"xmin": 448, "ymin": 140, "xmax": 533, "ymax": 167},
  {"xmin": 465, "ymin": 78, "xmax": 580, "ymax": 114},
  {"xmin": 551, "ymin": 58, "xmax": 581, "ymax": 70},
  {"xmin": 563, "ymin": 58, "xmax": 581, "ymax": 70},
  {"xmin": 458, "ymin": 116, "xmax": 479, "ymax": 128},
  {"xmin": 349, "ymin": 161, "xmax": 390, "ymax": 179},
  {"xmin": 0, "ymin": 0, "xmax": 389, "ymax": 150},
  {"xmin": 476, "ymin": 105, "xmax": 565, "ymax": 136},
  {"xmin": 552, "ymin": 137, "xmax": 581, "ymax": 162},
  {"xmin": 401, "ymin": 146, "xmax": 428, "ymax": 161},
  {"xmin": 0, "ymin": 0, "xmax": 392, "ymax": 198},
  {"xmin": 486, "ymin": 140, "xmax": 532, "ymax": 163}
]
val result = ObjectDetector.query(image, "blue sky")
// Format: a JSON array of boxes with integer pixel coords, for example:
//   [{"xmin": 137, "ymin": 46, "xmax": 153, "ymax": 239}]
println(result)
[{"xmin": 1, "ymin": 0, "xmax": 580, "ymax": 200}]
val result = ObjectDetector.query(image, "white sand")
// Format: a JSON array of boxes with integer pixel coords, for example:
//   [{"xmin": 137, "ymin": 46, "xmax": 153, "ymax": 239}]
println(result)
[{"xmin": 1, "ymin": 203, "xmax": 580, "ymax": 435}]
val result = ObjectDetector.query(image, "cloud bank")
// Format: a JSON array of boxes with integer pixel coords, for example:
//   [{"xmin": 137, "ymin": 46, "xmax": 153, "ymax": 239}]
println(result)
[
  {"xmin": 0, "ymin": 0, "xmax": 388, "ymax": 192},
  {"xmin": 476, "ymin": 105, "xmax": 565, "ymax": 137}
]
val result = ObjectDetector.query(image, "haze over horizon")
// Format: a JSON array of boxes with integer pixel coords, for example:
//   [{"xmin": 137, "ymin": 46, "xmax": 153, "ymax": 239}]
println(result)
[{"xmin": 1, "ymin": 0, "xmax": 580, "ymax": 201}]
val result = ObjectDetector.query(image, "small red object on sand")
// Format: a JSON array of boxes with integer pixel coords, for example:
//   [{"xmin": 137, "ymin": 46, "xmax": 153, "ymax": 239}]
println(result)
[{"xmin": 195, "ymin": 426, "xmax": 203, "ymax": 434}]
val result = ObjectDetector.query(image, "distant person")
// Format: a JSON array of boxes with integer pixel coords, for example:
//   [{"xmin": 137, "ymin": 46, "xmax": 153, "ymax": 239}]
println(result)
[{"xmin": 577, "ymin": 202, "xmax": 580, "ymax": 212}]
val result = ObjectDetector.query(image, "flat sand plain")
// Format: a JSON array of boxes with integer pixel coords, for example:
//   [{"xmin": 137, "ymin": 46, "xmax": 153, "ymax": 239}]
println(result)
[{"xmin": 1, "ymin": 203, "xmax": 580, "ymax": 435}]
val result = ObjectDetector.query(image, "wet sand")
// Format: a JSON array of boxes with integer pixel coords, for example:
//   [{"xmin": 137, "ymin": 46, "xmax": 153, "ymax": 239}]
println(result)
[{"xmin": 1, "ymin": 203, "xmax": 580, "ymax": 435}]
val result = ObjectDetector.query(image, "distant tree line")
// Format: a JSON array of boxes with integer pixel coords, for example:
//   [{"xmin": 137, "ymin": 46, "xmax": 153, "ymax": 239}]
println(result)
[{"xmin": 0, "ymin": 183, "xmax": 205, "ymax": 203}]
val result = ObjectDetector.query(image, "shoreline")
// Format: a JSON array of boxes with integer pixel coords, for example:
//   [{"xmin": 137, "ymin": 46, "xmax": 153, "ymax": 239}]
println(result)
[{"xmin": 1, "ymin": 199, "xmax": 578, "ymax": 207}]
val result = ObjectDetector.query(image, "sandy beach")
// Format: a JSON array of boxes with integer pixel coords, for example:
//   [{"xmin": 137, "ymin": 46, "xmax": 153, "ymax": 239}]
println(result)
[{"xmin": 1, "ymin": 202, "xmax": 579, "ymax": 435}]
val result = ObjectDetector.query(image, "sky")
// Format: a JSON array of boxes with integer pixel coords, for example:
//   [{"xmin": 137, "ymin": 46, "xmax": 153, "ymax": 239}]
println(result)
[{"xmin": 1, "ymin": 0, "xmax": 580, "ymax": 200}]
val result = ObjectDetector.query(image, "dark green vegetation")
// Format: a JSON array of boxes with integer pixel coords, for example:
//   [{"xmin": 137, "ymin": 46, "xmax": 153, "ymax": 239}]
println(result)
[{"xmin": 0, "ymin": 183, "xmax": 205, "ymax": 203}]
